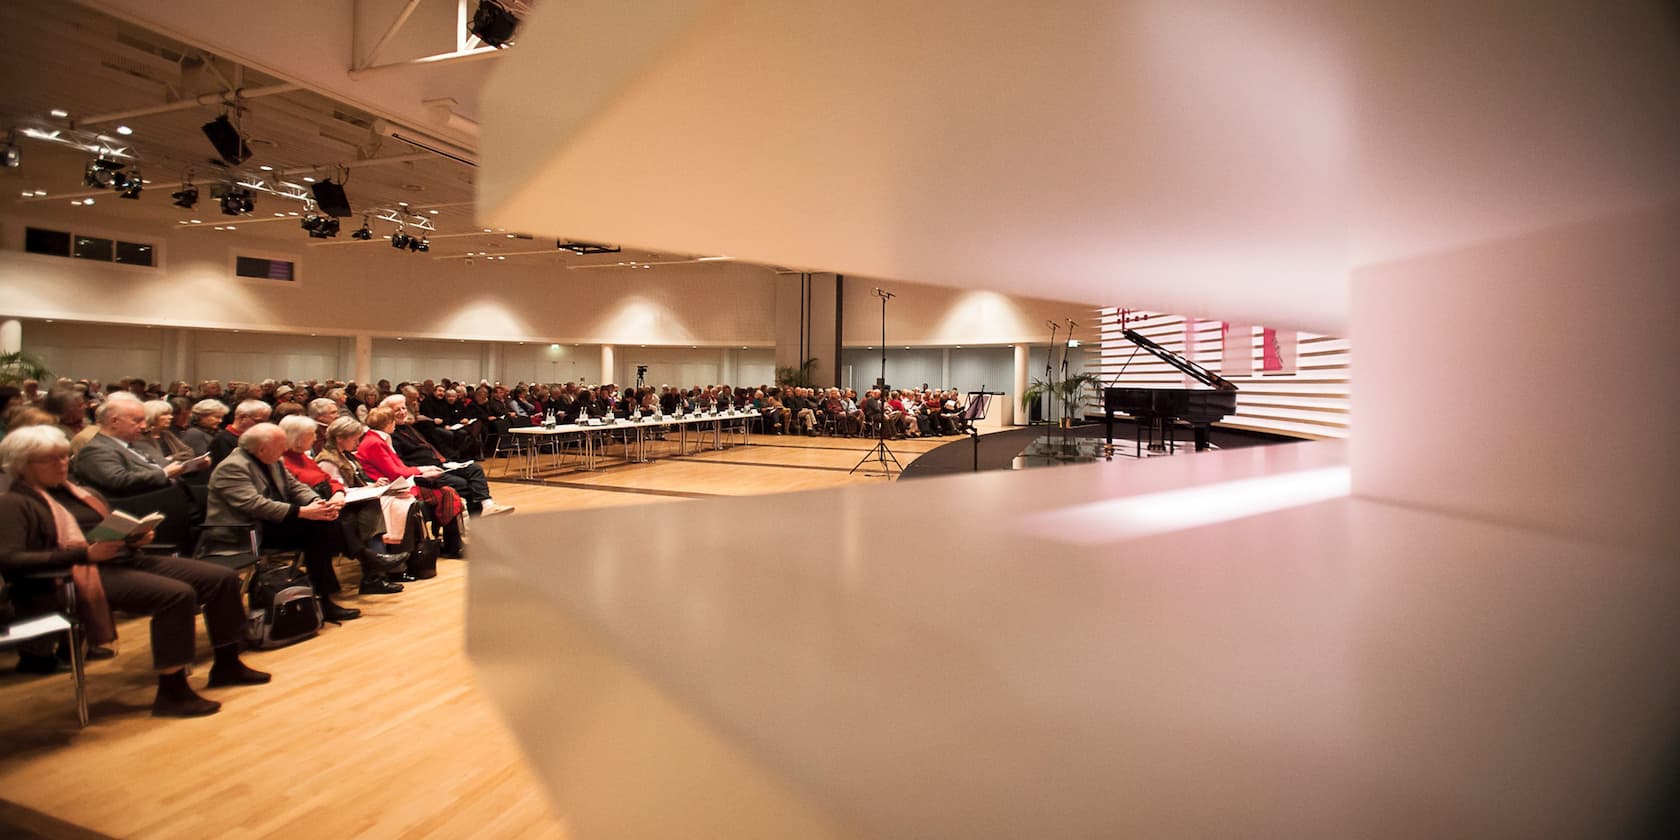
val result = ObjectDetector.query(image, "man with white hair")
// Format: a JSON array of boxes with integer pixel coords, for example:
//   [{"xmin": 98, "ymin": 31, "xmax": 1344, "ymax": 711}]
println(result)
[
  {"xmin": 377, "ymin": 395, "xmax": 512, "ymax": 517},
  {"xmin": 70, "ymin": 393, "xmax": 192, "ymax": 497},
  {"xmin": 204, "ymin": 423, "xmax": 363, "ymax": 622},
  {"xmin": 306, "ymin": 398, "xmax": 340, "ymax": 453},
  {"xmin": 209, "ymin": 399, "xmax": 272, "ymax": 467}
]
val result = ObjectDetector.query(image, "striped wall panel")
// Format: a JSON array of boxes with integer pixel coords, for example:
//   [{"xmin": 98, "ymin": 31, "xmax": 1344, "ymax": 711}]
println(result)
[{"xmin": 1089, "ymin": 307, "xmax": 1350, "ymax": 440}]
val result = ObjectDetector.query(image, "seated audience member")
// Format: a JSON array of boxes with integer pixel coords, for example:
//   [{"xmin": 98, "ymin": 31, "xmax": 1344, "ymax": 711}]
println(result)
[
  {"xmin": 420, "ymin": 385, "xmax": 449, "ymax": 423},
  {"xmin": 347, "ymin": 411, "xmax": 467, "ymax": 558},
  {"xmin": 316, "ymin": 415, "xmax": 458, "ymax": 565},
  {"xmin": 70, "ymin": 394, "xmax": 196, "ymax": 497},
  {"xmin": 44, "ymin": 388, "xmax": 89, "ymax": 444},
  {"xmin": 168, "ymin": 395, "xmax": 194, "ymax": 433},
  {"xmin": 0, "ymin": 386, "xmax": 20, "ymax": 429},
  {"xmin": 180, "ymin": 399, "xmax": 228, "ymax": 456},
  {"xmin": 824, "ymin": 387, "xmax": 861, "ymax": 436},
  {"xmin": 133, "ymin": 399, "xmax": 197, "ymax": 465},
  {"xmin": 887, "ymin": 390, "xmax": 919, "ymax": 437},
  {"xmin": 277, "ymin": 416, "xmax": 409, "ymax": 595},
  {"xmin": 307, "ymin": 397, "xmax": 340, "ymax": 445},
  {"xmin": 210, "ymin": 399, "xmax": 272, "ymax": 466},
  {"xmin": 0, "ymin": 426, "xmax": 269, "ymax": 716},
  {"xmin": 375, "ymin": 396, "xmax": 513, "ymax": 517},
  {"xmin": 19, "ymin": 378, "xmax": 42, "ymax": 406},
  {"xmin": 203, "ymin": 423, "xmax": 363, "ymax": 623}
]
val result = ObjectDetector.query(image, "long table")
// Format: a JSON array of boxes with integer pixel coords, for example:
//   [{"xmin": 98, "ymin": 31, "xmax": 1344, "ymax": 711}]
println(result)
[{"xmin": 505, "ymin": 410, "xmax": 760, "ymax": 478}]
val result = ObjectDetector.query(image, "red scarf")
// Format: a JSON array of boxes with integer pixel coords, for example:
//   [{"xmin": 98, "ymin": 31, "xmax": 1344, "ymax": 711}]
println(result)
[{"xmin": 26, "ymin": 481, "xmax": 118, "ymax": 645}]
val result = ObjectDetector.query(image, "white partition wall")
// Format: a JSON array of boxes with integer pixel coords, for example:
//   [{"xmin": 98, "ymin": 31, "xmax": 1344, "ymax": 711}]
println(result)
[{"xmin": 372, "ymin": 338, "xmax": 486, "ymax": 385}]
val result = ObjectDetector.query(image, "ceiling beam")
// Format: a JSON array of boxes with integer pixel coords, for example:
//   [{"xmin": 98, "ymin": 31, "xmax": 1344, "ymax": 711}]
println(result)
[
  {"xmin": 356, "ymin": 0, "xmax": 424, "ymax": 71},
  {"xmin": 77, "ymin": 82, "xmax": 300, "ymax": 126}
]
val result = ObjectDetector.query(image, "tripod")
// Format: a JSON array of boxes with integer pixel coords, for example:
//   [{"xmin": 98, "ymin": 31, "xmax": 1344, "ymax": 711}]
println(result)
[{"xmin": 853, "ymin": 287, "xmax": 902, "ymax": 477}]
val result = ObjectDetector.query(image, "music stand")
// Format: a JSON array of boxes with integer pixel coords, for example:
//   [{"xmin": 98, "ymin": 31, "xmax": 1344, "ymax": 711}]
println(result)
[{"xmin": 962, "ymin": 390, "xmax": 1000, "ymax": 472}]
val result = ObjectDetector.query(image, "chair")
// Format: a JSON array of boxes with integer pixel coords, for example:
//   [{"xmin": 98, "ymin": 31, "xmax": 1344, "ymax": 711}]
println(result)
[{"xmin": 0, "ymin": 571, "xmax": 88, "ymax": 727}]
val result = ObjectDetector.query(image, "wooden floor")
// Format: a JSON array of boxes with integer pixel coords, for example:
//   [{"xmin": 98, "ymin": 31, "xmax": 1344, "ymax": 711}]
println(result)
[{"xmin": 0, "ymin": 431, "xmax": 958, "ymax": 839}]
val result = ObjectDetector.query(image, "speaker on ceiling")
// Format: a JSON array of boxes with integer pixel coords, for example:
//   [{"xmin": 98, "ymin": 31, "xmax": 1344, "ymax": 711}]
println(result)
[
  {"xmin": 201, "ymin": 115, "xmax": 251, "ymax": 166},
  {"xmin": 310, "ymin": 180, "xmax": 353, "ymax": 217}
]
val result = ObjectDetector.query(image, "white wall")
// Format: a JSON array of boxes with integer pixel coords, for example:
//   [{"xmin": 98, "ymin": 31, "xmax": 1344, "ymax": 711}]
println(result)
[
  {"xmin": 841, "ymin": 280, "xmax": 1094, "ymax": 347},
  {"xmin": 1351, "ymin": 202, "xmax": 1678, "ymax": 555}
]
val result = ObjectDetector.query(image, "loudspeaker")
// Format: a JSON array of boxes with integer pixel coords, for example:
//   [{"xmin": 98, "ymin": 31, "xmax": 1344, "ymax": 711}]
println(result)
[
  {"xmin": 310, "ymin": 180, "xmax": 352, "ymax": 217},
  {"xmin": 201, "ymin": 115, "xmax": 251, "ymax": 165}
]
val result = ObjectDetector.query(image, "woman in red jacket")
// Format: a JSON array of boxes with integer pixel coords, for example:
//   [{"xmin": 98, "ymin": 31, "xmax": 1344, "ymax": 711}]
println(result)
[{"xmin": 360, "ymin": 407, "xmax": 466, "ymax": 558}]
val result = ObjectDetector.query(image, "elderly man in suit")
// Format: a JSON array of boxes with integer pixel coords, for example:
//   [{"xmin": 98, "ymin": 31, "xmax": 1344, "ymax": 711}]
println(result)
[
  {"xmin": 70, "ymin": 393, "xmax": 206, "ymax": 497},
  {"xmin": 204, "ymin": 423, "xmax": 363, "ymax": 623}
]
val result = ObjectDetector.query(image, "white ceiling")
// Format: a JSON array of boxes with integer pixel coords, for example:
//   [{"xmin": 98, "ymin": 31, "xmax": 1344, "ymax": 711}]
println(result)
[{"xmin": 476, "ymin": 0, "xmax": 1680, "ymax": 334}]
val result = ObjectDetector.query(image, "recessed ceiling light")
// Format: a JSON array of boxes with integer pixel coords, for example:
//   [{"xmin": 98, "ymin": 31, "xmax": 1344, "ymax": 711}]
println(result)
[
  {"xmin": 81, "ymin": 197, "xmax": 94, "ymax": 205},
  {"xmin": 303, "ymin": 176, "xmax": 316, "ymax": 182},
  {"xmin": 259, "ymin": 165, "xmax": 273, "ymax": 171},
  {"xmin": 213, "ymin": 226, "xmax": 224, "ymax": 230},
  {"xmin": 288, "ymin": 211, "xmax": 299, "ymax": 216},
  {"xmin": 32, "ymin": 189, "xmax": 45, "ymax": 196},
  {"xmin": 273, "ymin": 212, "xmax": 285, "ymax": 217},
  {"xmin": 505, "ymin": 234, "xmax": 515, "ymax": 238},
  {"xmin": 20, "ymin": 190, "xmax": 31, "ymax": 197},
  {"xmin": 115, "ymin": 125, "xmax": 132, "ymax": 135},
  {"xmin": 398, "ymin": 201, "xmax": 408, "ymax": 207},
  {"xmin": 225, "ymin": 225, "xmax": 236, "ymax": 230},
  {"xmin": 482, "ymin": 228, "xmax": 491, "ymax": 233},
  {"xmin": 69, "ymin": 199, "xmax": 80, "ymax": 205},
  {"xmin": 50, "ymin": 108, "xmax": 68, "ymax": 118},
  {"xmin": 549, "ymin": 344, "xmax": 558, "ymax": 349},
  {"xmin": 428, "ymin": 209, "xmax": 439, "ymax": 215}
]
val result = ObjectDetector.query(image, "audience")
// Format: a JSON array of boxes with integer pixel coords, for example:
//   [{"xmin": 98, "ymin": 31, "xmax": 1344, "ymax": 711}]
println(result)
[
  {"xmin": 133, "ymin": 399, "xmax": 195, "ymax": 466},
  {"xmin": 0, "ymin": 425, "xmax": 269, "ymax": 717},
  {"xmin": 180, "ymin": 398, "xmax": 228, "ymax": 455},
  {"xmin": 376, "ymin": 396, "xmax": 513, "ymax": 518},
  {"xmin": 276, "ymin": 415, "xmax": 409, "ymax": 595},
  {"xmin": 70, "ymin": 394, "xmax": 196, "ymax": 497},
  {"xmin": 210, "ymin": 399, "xmax": 272, "ymax": 466}
]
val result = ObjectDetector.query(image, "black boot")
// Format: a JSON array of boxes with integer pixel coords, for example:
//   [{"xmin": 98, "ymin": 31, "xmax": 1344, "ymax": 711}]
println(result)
[
  {"xmin": 441, "ymin": 520, "xmax": 464, "ymax": 559},
  {"xmin": 207, "ymin": 643, "xmax": 271, "ymax": 687},
  {"xmin": 319, "ymin": 596, "xmax": 361, "ymax": 623},
  {"xmin": 153, "ymin": 670, "xmax": 221, "ymax": 717}
]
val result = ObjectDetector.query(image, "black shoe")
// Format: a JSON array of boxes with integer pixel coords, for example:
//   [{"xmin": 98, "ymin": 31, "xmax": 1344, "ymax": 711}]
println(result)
[
  {"xmin": 363, "ymin": 551, "xmax": 410, "ymax": 573},
  {"xmin": 153, "ymin": 672, "xmax": 221, "ymax": 717},
  {"xmin": 319, "ymin": 598, "xmax": 361, "ymax": 623},
  {"xmin": 86, "ymin": 645, "xmax": 115, "ymax": 660},
  {"xmin": 207, "ymin": 661, "xmax": 272, "ymax": 687},
  {"xmin": 16, "ymin": 652, "xmax": 61, "ymax": 675},
  {"xmin": 389, "ymin": 571, "xmax": 418, "ymax": 583},
  {"xmin": 358, "ymin": 576, "xmax": 404, "ymax": 595}
]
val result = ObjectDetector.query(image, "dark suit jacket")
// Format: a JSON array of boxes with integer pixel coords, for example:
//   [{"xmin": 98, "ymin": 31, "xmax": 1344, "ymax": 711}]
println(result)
[
  {"xmin": 209, "ymin": 428, "xmax": 240, "ymax": 466},
  {"xmin": 391, "ymin": 424, "xmax": 445, "ymax": 467},
  {"xmin": 70, "ymin": 433, "xmax": 170, "ymax": 497}
]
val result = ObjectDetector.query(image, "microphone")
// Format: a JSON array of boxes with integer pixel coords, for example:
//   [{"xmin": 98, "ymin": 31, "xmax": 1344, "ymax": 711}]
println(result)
[
  {"xmin": 1047, "ymin": 320, "xmax": 1059, "ymax": 330},
  {"xmin": 1066, "ymin": 319, "xmax": 1078, "ymax": 328}
]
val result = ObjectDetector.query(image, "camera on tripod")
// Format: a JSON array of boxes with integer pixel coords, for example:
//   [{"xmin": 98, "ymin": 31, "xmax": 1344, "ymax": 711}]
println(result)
[{"xmin": 635, "ymin": 364, "xmax": 649, "ymax": 387}]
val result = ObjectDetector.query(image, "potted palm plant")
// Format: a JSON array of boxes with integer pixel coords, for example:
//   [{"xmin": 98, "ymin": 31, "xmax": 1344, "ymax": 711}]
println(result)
[
  {"xmin": 0, "ymin": 350, "xmax": 51, "ymax": 386},
  {"xmin": 1021, "ymin": 372, "xmax": 1100, "ymax": 428}
]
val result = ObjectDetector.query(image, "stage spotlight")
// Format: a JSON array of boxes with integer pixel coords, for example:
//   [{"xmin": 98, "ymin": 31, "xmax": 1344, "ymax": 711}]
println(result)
[
  {"xmin": 201, "ymin": 114, "xmax": 251, "ymax": 165},
  {"xmin": 219, "ymin": 188, "xmax": 253, "ymax": 216},
  {"xmin": 119, "ymin": 180, "xmax": 142, "ymax": 200},
  {"xmin": 301, "ymin": 213, "xmax": 340, "ymax": 239},
  {"xmin": 171, "ymin": 186, "xmax": 199, "ymax": 209},
  {"xmin": 390, "ymin": 230, "xmax": 411, "ymax": 250},
  {"xmin": 412, "ymin": 236, "xmax": 429, "ymax": 253},
  {"xmin": 351, "ymin": 218, "xmax": 372, "ymax": 240},
  {"xmin": 1, "ymin": 141, "xmax": 18, "ymax": 168},
  {"xmin": 469, "ymin": 1, "xmax": 519, "ymax": 47}
]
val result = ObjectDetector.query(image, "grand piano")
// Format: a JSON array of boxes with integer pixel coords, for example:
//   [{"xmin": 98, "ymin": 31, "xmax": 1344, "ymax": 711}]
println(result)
[{"xmin": 1103, "ymin": 328, "xmax": 1238, "ymax": 453}]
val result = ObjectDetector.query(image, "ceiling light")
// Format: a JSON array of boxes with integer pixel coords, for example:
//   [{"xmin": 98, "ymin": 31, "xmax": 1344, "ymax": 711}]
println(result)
[
  {"xmin": 468, "ymin": 1, "xmax": 520, "ymax": 48},
  {"xmin": 259, "ymin": 165, "xmax": 274, "ymax": 171},
  {"xmin": 119, "ymin": 180, "xmax": 142, "ymax": 200},
  {"xmin": 115, "ymin": 125, "xmax": 133, "ymax": 136},
  {"xmin": 217, "ymin": 186, "xmax": 254, "ymax": 216},
  {"xmin": 1, "ymin": 141, "xmax": 19, "ymax": 168},
  {"xmin": 351, "ymin": 218, "xmax": 373, "ymax": 240},
  {"xmin": 50, "ymin": 108, "xmax": 68, "ymax": 118},
  {"xmin": 482, "ymin": 228, "xmax": 492, "ymax": 233},
  {"xmin": 412, "ymin": 236, "xmax": 429, "ymax": 252},
  {"xmin": 397, "ymin": 201, "xmax": 408, "ymax": 207},
  {"xmin": 171, "ymin": 186, "xmax": 199, "ymax": 208},
  {"xmin": 32, "ymin": 189, "xmax": 45, "ymax": 196},
  {"xmin": 311, "ymin": 180, "xmax": 352, "ymax": 217},
  {"xmin": 190, "ymin": 219, "xmax": 202, "ymax": 224},
  {"xmin": 391, "ymin": 230, "xmax": 411, "ymax": 250},
  {"xmin": 303, "ymin": 176, "xmax": 316, "ymax": 182},
  {"xmin": 81, "ymin": 197, "xmax": 94, "ymax": 205},
  {"xmin": 301, "ymin": 213, "xmax": 340, "ymax": 239},
  {"xmin": 273, "ymin": 212, "xmax": 286, "ymax": 217}
]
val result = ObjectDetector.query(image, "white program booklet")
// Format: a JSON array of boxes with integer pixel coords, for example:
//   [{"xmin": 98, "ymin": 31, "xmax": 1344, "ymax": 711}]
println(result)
[{"xmin": 86, "ymin": 509, "xmax": 166, "ymax": 542}]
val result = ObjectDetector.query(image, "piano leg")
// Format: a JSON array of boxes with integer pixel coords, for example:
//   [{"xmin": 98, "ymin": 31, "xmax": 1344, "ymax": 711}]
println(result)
[{"xmin": 1193, "ymin": 425, "xmax": 1211, "ymax": 452}]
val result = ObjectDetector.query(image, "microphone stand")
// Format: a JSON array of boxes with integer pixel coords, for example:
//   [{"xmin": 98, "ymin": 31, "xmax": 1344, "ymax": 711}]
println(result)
[
  {"xmin": 1042, "ymin": 320, "xmax": 1058, "ymax": 425},
  {"xmin": 853, "ymin": 288, "xmax": 902, "ymax": 476}
]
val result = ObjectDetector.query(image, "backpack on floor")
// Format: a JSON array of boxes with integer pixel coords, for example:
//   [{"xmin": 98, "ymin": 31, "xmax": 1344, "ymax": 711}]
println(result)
[{"xmin": 245, "ymin": 559, "xmax": 322, "ymax": 649}]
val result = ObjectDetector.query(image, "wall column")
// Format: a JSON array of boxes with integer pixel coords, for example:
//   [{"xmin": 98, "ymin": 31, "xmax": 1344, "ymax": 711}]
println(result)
[
  {"xmin": 600, "ymin": 344, "xmax": 615, "ymax": 386},
  {"xmin": 485, "ymin": 343, "xmax": 503, "ymax": 384},
  {"xmin": 720, "ymin": 347, "xmax": 733, "ymax": 385},
  {"xmin": 169, "ymin": 329, "xmax": 194, "ymax": 385},
  {"xmin": 0, "ymin": 318, "xmax": 20, "ymax": 354},
  {"xmin": 354, "ymin": 334, "xmax": 373, "ymax": 385},
  {"xmin": 1010, "ymin": 343, "xmax": 1030, "ymax": 426},
  {"xmin": 941, "ymin": 348, "xmax": 951, "ymax": 389}
]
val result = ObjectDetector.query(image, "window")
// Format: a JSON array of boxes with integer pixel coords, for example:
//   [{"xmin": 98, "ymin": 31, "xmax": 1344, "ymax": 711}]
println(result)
[
  {"xmin": 23, "ymin": 226, "xmax": 156, "ymax": 267},
  {"xmin": 235, "ymin": 256, "xmax": 295, "ymax": 282},
  {"xmin": 25, "ymin": 227, "xmax": 71, "ymax": 257},
  {"xmin": 73, "ymin": 235, "xmax": 113, "ymax": 262},
  {"xmin": 114, "ymin": 240, "xmax": 155, "ymax": 266}
]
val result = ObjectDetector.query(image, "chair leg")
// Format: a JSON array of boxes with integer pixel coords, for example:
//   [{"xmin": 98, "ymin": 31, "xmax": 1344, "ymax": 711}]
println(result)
[{"xmin": 68, "ymin": 624, "xmax": 88, "ymax": 728}]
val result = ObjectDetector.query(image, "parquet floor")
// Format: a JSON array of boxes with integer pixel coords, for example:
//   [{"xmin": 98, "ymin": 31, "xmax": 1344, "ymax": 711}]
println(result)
[{"xmin": 0, "ymin": 431, "xmax": 963, "ymax": 839}]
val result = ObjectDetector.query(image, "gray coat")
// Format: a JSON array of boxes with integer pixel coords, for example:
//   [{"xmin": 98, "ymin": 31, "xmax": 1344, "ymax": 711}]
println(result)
[
  {"xmin": 70, "ymin": 432, "xmax": 170, "ymax": 497},
  {"xmin": 202, "ymin": 447, "xmax": 320, "ymax": 554}
]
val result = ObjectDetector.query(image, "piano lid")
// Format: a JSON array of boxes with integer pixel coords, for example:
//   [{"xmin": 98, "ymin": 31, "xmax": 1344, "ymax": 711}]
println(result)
[{"xmin": 1120, "ymin": 329, "xmax": 1238, "ymax": 392}]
